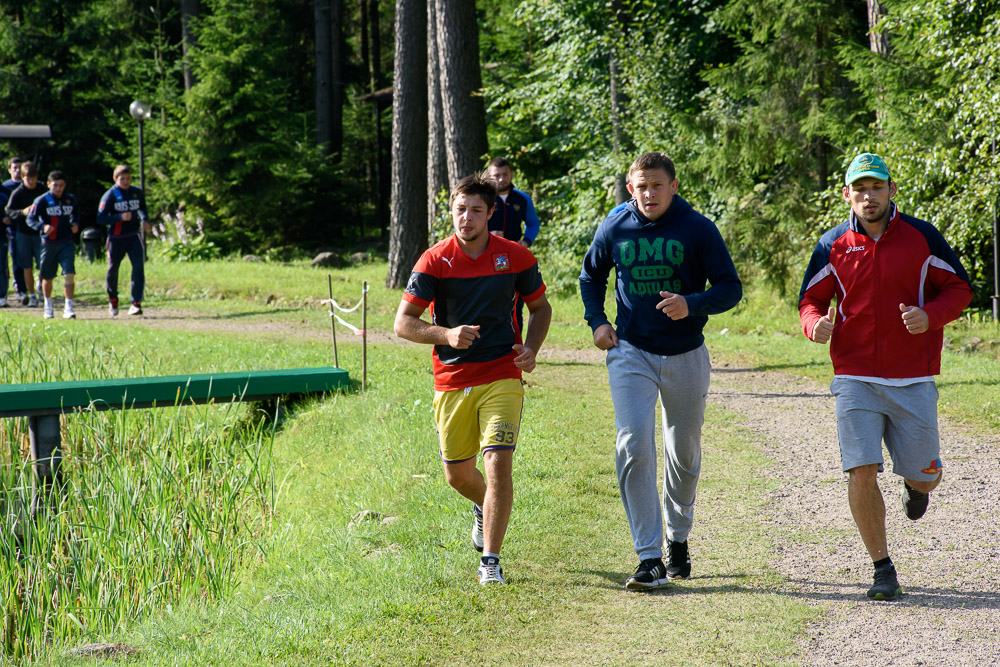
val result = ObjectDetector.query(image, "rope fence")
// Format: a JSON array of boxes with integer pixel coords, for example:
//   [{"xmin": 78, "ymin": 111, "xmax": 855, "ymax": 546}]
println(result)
[{"xmin": 321, "ymin": 277, "xmax": 368, "ymax": 391}]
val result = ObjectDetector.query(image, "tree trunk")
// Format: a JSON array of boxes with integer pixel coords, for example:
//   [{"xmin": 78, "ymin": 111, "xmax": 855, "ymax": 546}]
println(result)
[
  {"xmin": 867, "ymin": 0, "xmax": 891, "ymax": 132},
  {"xmin": 331, "ymin": 0, "xmax": 344, "ymax": 155},
  {"xmin": 609, "ymin": 56, "xmax": 628, "ymax": 204},
  {"xmin": 435, "ymin": 0, "xmax": 487, "ymax": 183},
  {"xmin": 610, "ymin": 0, "xmax": 629, "ymax": 204},
  {"xmin": 181, "ymin": 0, "xmax": 199, "ymax": 92},
  {"xmin": 427, "ymin": 0, "xmax": 448, "ymax": 234},
  {"xmin": 315, "ymin": 0, "xmax": 333, "ymax": 152},
  {"xmin": 370, "ymin": 0, "xmax": 390, "ymax": 238},
  {"xmin": 387, "ymin": 0, "xmax": 428, "ymax": 288}
]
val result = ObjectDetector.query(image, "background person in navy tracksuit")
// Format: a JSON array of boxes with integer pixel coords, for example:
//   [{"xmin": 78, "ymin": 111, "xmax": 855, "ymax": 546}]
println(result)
[
  {"xmin": 97, "ymin": 164, "xmax": 150, "ymax": 316},
  {"xmin": 5, "ymin": 161, "xmax": 47, "ymax": 307},
  {"xmin": 486, "ymin": 157, "xmax": 541, "ymax": 334},
  {"xmin": 2, "ymin": 157, "xmax": 28, "ymax": 302},
  {"xmin": 26, "ymin": 170, "xmax": 80, "ymax": 319},
  {"xmin": 0, "ymin": 182, "xmax": 10, "ymax": 307}
]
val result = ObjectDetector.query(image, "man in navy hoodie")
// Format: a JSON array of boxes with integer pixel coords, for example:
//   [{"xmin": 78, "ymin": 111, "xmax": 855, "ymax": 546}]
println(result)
[
  {"xmin": 97, "ymin": 164, "xmax": 150, "ymax": 316},
  {"xmin": 580, "ymin": 152, "xmax": 742, "ymax": 591},
  {"xmin": 2, "ymin": 157, "xmax": 28, "ymax": 303},
  {"xmin": 27, "ymin": 171, "xmax": 79, "ymax": 319},
  {"xmin": 5, "ymin": 161, "xmax": 47, "ymax": 307}
]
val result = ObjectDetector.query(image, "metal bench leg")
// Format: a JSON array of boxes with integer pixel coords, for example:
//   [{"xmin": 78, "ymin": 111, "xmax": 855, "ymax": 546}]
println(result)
[{"xmin": 28, "ymin": 415, "xmax": 63, "ymax": 518}]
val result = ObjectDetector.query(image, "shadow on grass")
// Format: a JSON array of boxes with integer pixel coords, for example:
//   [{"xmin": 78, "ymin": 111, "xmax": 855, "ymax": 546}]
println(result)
[
  {"xmin": 711, "ymin": 388, "xmax": 829, "ymax": 399},
  {"xmin": 577, "ymin": 568, "xmax": 751, "ymax": 593},
  {"xmin": 937, "ymin": 378, "xmax": 1000, "ymax": 388},
  {"xmin": 714, "ymin": 362, "xmax": 829, "ymax": 373},
  {"xmin": 576, "ymin": 570, "xmax": 1000, "ymax": 608}
]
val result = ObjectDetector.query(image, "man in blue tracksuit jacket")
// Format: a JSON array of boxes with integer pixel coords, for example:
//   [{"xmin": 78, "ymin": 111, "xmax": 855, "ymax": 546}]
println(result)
[
  {"xmin": 2, "ymin": 157, "xmax": 28, "ymax": 301},
  {"xmin": 0, "ymin": 183, "xmax": 10, "ymax": 307},
  {"xmin": 97, "ymin": 164, "xmax": 150, "ymax": 316},
  {"xmin": 580, "ymin": 152, "xmax": 742, "ymax": 591},
  {"xmin": 26, "ymin": 170, "xmax": 80, "ymax": 319},
  {"xmin": 487, "ymin": 157, "xmax": 541, "ymax": 334}
]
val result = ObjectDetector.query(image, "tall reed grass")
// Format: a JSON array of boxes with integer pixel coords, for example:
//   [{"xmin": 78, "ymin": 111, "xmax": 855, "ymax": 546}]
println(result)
[{"xmin": 0, "ymin": 401, "xmax": 275, "ymax": 661}]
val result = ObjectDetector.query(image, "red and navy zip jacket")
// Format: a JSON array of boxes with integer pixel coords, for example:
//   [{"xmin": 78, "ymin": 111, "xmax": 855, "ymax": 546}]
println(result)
[
  {"xmin": 799, "ymin": 204, "xmax": 972, "ymax": 378},
  {"xmin": 403, "ymin": 233, "xmax": 546, "ymax": 391},
  {"xmin": 487, "ymin": 186, "xmax": 540, "ymax": 245},
  {"xmin": 26, "ymin": 191, "xmax": 78, "ymax": 245},
  {"xmin": 97, "ymin": 185, "xmax": 148, "ymax": 239}
]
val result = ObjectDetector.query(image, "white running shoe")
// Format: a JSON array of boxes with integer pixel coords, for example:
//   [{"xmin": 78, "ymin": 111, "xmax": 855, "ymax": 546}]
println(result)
[
  {"xmin": 128, "ymin": 303, "xmax": 142, "ymax": 315},
  {"xmin": 0, "ymin": 297, "xmax": 7, "ymax": 308},
  {"xmin": 63, "ymin": 302, "xmax": 76, "ymax": 319},
  {"xmin": 44, "ymin": 302, "xmax": 54, "ymax": 319},
  {"xmin": 28, "ymin": 294, "xmax": 38, "ymax": 307},
  {"xmin": 109, "ymin": 302, "xmax": 119, "ymax": 316},
  {"xmin": 16, "ymin": 291, "xmax": 28, "ymax": 306},
  {"xmin": 477, "ymin": 559, "xmax": 506, "ymax": 585},
  {"xmin": 471, "ymin": 504, "xmax": 484, "ymax": 552}
]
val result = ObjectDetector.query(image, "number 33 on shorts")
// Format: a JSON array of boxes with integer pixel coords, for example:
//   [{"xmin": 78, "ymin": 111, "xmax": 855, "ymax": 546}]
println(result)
[{"xmin": 492, "ymin": 424, "xmax": 517, "ymax": 444}]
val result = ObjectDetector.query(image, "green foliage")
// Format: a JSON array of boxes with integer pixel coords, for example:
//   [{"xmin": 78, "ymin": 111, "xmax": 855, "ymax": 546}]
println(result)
[
  {"xmin": 843, "ymin": 0, "xmax": 1000, "ymax": 307},
  {"xmin": 158, "ymin": 1, "xmax": 339, "ymax": 253},
  {"xmin": 484, "ymin": 0, "xmax": 1000, "ymax": 305}
]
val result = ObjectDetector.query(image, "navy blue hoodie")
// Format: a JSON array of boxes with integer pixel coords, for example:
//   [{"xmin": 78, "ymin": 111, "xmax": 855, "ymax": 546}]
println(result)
[{"xmin": 580, "ymin": 195, "xmax": 742, "ymax": 356}]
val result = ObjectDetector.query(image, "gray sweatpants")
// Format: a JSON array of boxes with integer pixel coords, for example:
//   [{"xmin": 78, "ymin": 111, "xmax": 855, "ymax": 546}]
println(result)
[{"xmin": 606, "ymin": 340, "xmax": 710, "ymax": 561}]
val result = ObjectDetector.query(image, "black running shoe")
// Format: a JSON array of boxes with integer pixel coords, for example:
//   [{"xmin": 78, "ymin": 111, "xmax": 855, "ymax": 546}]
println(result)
[
  {"xmin": 625, "ymin": 558, "xmax": 668, "ymax": 591},
  {"xmin": 867, "ymin": 563, "xmax": 902, "ymax": 600},
  {"xmin": 665, "ymin": 540, "xmax": 691, "ymax": 580},
  {"xmin": 901, "ymin": 482, "xmax": 929, "ymax": 521}
]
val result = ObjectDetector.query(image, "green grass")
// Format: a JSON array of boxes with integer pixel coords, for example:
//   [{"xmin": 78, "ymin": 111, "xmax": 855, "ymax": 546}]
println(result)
[{"xmin": 4, "ymin": 258, "xmax": 997, "ymax": 664}]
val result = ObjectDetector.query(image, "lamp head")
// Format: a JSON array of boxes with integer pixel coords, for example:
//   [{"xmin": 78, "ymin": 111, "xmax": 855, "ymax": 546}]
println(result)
[{"xmin": 129, "ymin": 100, "xmax": 152, "ymax": 121}]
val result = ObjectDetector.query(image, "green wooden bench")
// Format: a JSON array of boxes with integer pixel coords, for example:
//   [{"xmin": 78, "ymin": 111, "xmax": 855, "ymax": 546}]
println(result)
[{"xmin": 0, "ymin": 367, "xmax": 349, "ymax": 498}]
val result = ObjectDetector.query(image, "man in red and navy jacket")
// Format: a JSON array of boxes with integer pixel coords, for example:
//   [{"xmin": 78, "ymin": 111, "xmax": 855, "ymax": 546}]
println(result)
[
  {"xmin": 799, "ymin": 152, "xmax": 972, "ymax": 602},
  {"xmin": 97, "ymin": 164, "xmax": 150, "ymax": 316}
]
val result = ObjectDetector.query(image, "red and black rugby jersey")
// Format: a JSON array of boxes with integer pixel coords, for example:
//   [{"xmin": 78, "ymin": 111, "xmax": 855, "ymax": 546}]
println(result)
[{"xmin": 403, "ymin": 233, "xmax": 546, "ymax": 391}]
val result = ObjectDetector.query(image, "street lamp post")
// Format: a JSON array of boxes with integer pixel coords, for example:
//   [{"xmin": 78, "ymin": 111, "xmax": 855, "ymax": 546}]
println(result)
[{"xmin": 129, "ymin": 99, "xmax": 152, "ymax": 257}]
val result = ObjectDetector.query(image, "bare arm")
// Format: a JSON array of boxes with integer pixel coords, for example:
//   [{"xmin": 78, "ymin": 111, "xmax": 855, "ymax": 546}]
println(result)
[
  {"xmin": 513, "ymin": 294, "xmax": 552, "ymax": 372},
  {"xmin": 393, "ymin": 299, "xmax": 481, "ymax": 349}
]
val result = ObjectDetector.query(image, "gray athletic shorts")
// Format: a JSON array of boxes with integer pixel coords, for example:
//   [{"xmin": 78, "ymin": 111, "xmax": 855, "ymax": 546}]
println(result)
[{"xmin": 830, "ymin": 376, "xmax": 943, "ymax": 481}]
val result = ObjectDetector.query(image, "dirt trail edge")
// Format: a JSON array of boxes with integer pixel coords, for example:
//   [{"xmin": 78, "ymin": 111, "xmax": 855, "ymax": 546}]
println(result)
[{"xmin": 709, "ymin": 363, "xmax": 1000, "ymax": 667}]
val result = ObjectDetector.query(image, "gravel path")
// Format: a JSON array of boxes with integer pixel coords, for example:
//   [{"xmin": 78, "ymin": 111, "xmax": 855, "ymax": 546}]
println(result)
[{"xmin": 709, "ymin": 364, "xmax": 1000, "ymax": 666}]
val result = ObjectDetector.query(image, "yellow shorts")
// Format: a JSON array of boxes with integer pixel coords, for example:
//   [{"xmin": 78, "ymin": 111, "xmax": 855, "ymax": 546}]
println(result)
[{"xmin": 433, "ymin": 378, "xmax": 524, "ymax": 463}]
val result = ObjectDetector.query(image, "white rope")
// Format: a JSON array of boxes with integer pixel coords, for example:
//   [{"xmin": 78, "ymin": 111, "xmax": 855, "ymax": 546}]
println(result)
[
  {"xmin": 333, "ymin": 313, "xmax": 361, "ymax": 334},
  {"xmin": 323, "ymin": 298, "xmax": 363, "ymax": 314},
  {"xmin": 322, "ymin": 284, "xmax": 368, "ymax": 335}
]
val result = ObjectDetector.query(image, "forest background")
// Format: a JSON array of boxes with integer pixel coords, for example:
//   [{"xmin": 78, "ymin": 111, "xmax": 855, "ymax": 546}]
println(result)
[{"xmin": 2, "ymin": 0, "xmax": 999, "ymax": 309}]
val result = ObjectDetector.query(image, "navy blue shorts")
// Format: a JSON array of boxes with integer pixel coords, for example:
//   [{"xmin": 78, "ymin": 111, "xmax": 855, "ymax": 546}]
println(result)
[{"xmin": 39, "ymin": 241, "xmax": 76, "ymax": 280}]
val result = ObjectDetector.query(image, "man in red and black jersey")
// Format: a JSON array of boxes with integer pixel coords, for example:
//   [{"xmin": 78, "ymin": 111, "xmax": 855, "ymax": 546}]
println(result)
[{"xmin": 394, "ymin": 173, "xmax": 552, "ymax": 586}]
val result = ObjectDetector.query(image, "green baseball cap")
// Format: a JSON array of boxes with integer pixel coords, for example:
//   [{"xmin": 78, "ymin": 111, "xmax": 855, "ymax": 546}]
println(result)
[{"xmin": 845, "ymin": 153, "xmax": 891, "ymax": 185}]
